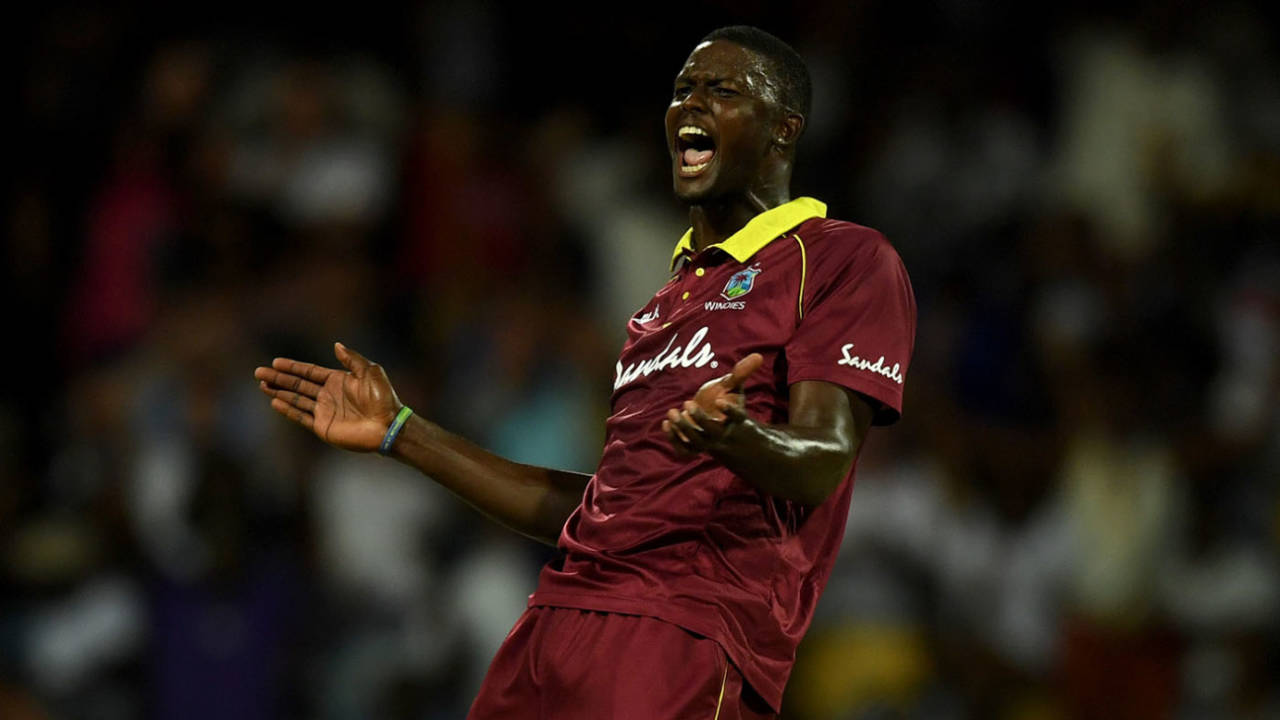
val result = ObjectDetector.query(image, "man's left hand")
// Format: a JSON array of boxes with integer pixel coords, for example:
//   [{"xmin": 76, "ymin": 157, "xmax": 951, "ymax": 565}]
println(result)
[{"xmin": 662, "ymin": 353, "xmax": 762, "ymax": 456}]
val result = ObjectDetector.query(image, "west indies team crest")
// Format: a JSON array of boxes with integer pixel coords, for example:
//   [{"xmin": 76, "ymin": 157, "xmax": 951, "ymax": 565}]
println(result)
[{"xmin": 721, "ymin": 265, "xmax": 762, "ymax": 300}]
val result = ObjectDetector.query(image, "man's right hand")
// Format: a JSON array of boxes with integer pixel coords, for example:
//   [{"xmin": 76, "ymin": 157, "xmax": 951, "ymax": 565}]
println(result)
[{"xmin": 254, "ymin": 342, "xmax": 403, "ymax": 453}]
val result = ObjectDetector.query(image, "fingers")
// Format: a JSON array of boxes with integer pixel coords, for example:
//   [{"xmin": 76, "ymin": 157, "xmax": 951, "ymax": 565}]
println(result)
[
  {"xmin": 665, "ymin": 408, "xmax": 694, "ymax": 440},
  {"xmin": 666, "ymin": 404, "xmax": 718, "ymax": 444},
  {"xmin": 661, "ymin": 419, "xmax": 697, "ymax": 457},
  {"xmin": 269, "ymin": 358, "xmax": 337, "ymax": 385},
  {"xmin": 334, "ymin": 342, "xmax": 371, "ymax": 375},
  {"xmin": 680, "ymin": 401, "xmax": 707, "ymax": 431},
  {"xmin": 258, "ymin": 381, "xmax": 318, "ymax": 414},
  {"xmin": 685, "ymin": 400, "xmax": 731, "ymax": 431},
  {"xmin": 661, "ymin": 418, "xmax": 684, "ymax": 442},
  {"xmin": 267, "ymin": 396, "xmax": 315, "ymax": 431},
  {"xmin": 255, "ymin": 363, "xmax": 321, "ymax": 433},
  {"xmin": 665, "ymin": 407, "xmax": 703, "ymax": 444},
  {"xmin": 254, "ymin": 366, "xmax": 324, "ymax": 399},
  {"xmin": 713, "ymin": 397, "xmax": 749, "ymax": 424},
  {"xmin": 722, "ymin": 353, "xmax": 764, "ymax": 390}
]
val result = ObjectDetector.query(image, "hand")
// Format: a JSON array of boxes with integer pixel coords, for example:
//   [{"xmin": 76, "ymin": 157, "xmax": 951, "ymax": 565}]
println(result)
[
  {"xmin": 254, "ymin": 343, "xmax": 403, "ymax": 452},
  {"xmin": 662, "ymin": 353, "xmax": 763, "ymax": 456}
]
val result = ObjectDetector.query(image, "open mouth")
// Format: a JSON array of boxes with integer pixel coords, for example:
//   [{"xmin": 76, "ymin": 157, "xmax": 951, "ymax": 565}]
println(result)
[{"xmin": 676, "ymin": 125, "xmax": 716, "ymax": 176}]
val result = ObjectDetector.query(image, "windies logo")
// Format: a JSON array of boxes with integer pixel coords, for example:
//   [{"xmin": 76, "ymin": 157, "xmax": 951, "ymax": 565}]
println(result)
[{"xmin": 721, "ymin": 266, "xmax": 761, "ymax": 300}]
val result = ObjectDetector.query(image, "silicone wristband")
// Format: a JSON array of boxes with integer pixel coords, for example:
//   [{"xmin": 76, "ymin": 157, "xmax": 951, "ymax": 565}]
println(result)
[{"xmin": 378, "ymin": 406, "xmax": 414, "ymax": 456}]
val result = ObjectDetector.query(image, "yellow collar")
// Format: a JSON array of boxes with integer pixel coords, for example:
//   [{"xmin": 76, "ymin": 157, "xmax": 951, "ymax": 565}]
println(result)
[{"xmin": 670, "ymin": 197, "xmax": 827, "ymax": 270}]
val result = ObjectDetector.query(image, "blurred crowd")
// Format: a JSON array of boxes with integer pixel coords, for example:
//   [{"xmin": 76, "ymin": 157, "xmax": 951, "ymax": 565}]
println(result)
[{"xmin": 4, "ymin": 2, "xmax": 1278, "ymax": 719}]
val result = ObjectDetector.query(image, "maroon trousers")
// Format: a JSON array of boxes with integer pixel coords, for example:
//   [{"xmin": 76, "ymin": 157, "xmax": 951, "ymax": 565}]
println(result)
[{"xmin": 468, "ymin": 607, "xmax": 776, "ymax": 720}]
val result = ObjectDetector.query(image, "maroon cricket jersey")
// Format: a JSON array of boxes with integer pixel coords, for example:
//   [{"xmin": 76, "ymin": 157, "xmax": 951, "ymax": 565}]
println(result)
[{"xmin": 529, "ymin": 197, "xmax": 917, "ymax": 711}]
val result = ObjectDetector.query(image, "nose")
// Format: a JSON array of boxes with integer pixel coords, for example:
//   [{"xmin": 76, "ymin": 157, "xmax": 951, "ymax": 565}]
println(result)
[{"xmin": 678, "ymin": 85, "xmax": 709, "ymax": 113}]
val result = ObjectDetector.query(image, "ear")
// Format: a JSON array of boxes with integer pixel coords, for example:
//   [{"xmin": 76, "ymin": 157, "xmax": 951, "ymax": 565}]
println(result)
[{"xmin": 773, "ymin": 112, "xmax": 805, "ymax": 152}]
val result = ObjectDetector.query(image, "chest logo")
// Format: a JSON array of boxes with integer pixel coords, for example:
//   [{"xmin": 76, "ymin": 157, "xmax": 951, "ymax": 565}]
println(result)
[
  {"xmin": 635, "ymin": 306, "xmax": 660, "ymax": 324},
  {"xmin": 615, "ymin": 326, "xmax": 717, "ymax": 390},
  {"xmin": 721, "ymin": 265, "xmax": 762, "ymax": 300}
]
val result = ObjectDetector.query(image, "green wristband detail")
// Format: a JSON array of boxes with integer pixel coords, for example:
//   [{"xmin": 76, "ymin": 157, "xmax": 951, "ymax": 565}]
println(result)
[{"xmin": 379, "ymin": 406, "xmax": 414, "ymax": 455}]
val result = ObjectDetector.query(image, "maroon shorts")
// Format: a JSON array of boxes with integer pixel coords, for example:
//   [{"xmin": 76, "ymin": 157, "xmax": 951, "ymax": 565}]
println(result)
[{"xmin": 467, "ymin": 606, "xmax": 775, "ymax": 720}]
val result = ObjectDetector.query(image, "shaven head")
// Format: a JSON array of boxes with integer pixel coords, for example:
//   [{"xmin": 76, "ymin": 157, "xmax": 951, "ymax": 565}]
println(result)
[{"xmin": 700, "ymin": 26, "xmax": 812, "ymax": 120}]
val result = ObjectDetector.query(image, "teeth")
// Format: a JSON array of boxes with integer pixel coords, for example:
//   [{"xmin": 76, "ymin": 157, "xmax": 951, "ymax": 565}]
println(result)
[
  {"xmin": 681, "ymin": 162, "xmax": 711, "ymax": 172},
  {"xmin": 677, "ymin": 125, "xmax": 709, "ymax": 138}
]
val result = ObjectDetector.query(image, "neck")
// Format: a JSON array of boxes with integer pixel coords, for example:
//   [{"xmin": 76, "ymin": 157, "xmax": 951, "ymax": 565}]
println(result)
[{"xmin": 688, "ymin": 185, "xmax": 790, "ymax": 251}]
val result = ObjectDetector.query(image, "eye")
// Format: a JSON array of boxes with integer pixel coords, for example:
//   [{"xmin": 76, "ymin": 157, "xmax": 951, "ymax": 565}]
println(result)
[
  {"xmin": 713, "ymin": 86, "xmax": 738, "ymax": 98},
  {"xmin": 673, "ymin": 85, "xmax": 691, "ymax": 100}
]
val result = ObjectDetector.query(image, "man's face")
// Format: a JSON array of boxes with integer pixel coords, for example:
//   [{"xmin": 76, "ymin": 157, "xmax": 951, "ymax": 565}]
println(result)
[{"xmin": 665, "ymin": 40, "xmax": 781, "ymax": 204}]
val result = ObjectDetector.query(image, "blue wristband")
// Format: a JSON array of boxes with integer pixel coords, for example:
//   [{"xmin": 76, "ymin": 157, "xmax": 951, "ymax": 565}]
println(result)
[{"xmin": 379, "ymin": 406, "xmax": 414, "ymax": 456}]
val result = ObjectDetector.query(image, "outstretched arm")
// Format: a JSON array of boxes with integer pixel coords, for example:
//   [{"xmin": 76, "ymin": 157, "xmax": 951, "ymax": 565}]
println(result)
[
  {"xmin": 254, "ymin": 343, "xmax": 589, "ymax": 546},
  {"xmin": 662, "ymin": 354, "xmax": 873, "ymax": 506}
]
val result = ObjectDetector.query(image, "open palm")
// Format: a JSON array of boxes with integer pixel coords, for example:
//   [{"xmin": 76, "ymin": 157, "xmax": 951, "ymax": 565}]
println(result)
[{"xmin": 254, "ymin": 343, "xmax": 403, "ymax": 452}]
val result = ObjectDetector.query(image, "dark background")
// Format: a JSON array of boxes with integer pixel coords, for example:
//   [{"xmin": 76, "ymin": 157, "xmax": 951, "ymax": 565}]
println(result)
[{"xmin": 3, "ymin": 2, "xmax": 1278, "ymax": 718}]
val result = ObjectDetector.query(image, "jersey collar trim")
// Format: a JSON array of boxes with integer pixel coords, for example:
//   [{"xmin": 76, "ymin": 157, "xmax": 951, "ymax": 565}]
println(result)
[{"xmin": 670, "ymin": 197, "xmax": 827, "ymax": 270}]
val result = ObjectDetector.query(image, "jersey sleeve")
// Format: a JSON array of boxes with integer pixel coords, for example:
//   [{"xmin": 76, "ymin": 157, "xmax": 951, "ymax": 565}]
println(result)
[{"xmin": 785, "ymin": 229, "xmax": 917, "ymax": 425}]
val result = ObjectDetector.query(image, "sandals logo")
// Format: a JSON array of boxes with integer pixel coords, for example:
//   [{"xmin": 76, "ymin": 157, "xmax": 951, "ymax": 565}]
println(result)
[
  {"xmin": 615, "ymin": 326, "xmax": 718, "ymax": 390},
  {"xmin": 721, "ymin": 265, "xmax": 762, "ymax": 300},
  {"xmin": 838, "ymin": 343, "xmax": 904, "ymax": 385}
]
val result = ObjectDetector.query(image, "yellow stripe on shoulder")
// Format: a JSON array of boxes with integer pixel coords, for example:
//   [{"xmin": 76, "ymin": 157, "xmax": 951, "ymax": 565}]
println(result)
[{"xmin": 794, "ymin": 233, "xmax": 808, "ymax": 321}]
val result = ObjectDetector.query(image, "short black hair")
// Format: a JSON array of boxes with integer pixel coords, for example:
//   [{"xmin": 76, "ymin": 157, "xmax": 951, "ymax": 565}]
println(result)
[{"xmin": 701, "ymin": 26, "xmax": 811, "ymax": 118}]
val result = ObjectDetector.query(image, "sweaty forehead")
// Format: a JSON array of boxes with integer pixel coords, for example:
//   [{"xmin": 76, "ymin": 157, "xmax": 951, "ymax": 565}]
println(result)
[{"xmin": 676, "ymin": 40, "xmax": 782, "ymax": 105}]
